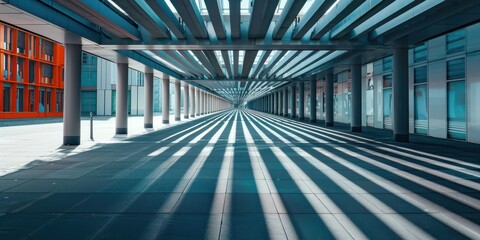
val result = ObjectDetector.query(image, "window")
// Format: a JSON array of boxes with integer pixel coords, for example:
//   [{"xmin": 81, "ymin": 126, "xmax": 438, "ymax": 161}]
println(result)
[
  {"xmin": 41, "ymin": 63, "xmax": 53, "ymax": 84},
  {"xmin": 383, "ymin": 74, "xmax": 392, "ymax": 129},
  {"xmin": 17, "ymin": 57, "xmax": 25, "ymax": 82},
  {"xmin": 447, "ymin": 81, "xmax": 466, "ymax": 140},
  {"xmin": 29, "ymin": 60, "xmax": 36, "ymax": 83},
  {"xmin": 447, "ymin": 58, "xmax": 465, "ymax": 80},
  {"xmin": 56, "ymin": 89, "xmax": 63, "ymax": 112},
  {"xmin": 446, "ymin": 29, "xmax": 465, "ymax": 55},
  {"xmin": 3, "ymin": 83, "xmax": 11, "ymax": 112},
  {"xmin": 17, "ymin": 31, "xmax": 26, "ymax": 54},
  {"xmin": 2, "ymin": 26, "xmax": 13, "ymax": 51},
  {"xmin": 383, "ymin": 56, "xmax": 392, "ymax": 72},
  {"xmin": 414, "ymin": 44, "xmax": 427, "ymax": 63},
  {"xmin": 81, "ymin": 91, "xmax": 97, "ymax": 115},
  {"xmin": 373, "ymin": 59, "xmax": 382, "ymax": 74},
  {"xmin": 28, "ymin": 87, "xmax": 35, "ymax": 112},
  {"xmin": 39, "ymin": 88, "xmax": 45, "ymax": 112},
  {"xmin": 414, "ymin": 66, "xmax": 427, "ymax": 84},
  {"xmin": 3, "ymin": 54, "xmax": 10, "ymax": 80},
  {"xmin": 16, "ymin": 86, "xmax": 24, "ymax": 112},
  {"xmin": 447, "ymin": 58, "xmax": 466, "ymax": 140},
  {"xmin": 414, "ymin": 66, "xmax": 428, "ymax": 134}
]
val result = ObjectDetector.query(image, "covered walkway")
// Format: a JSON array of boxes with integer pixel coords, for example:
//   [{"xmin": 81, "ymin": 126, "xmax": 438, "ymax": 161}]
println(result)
[{"xmin": 0, "ymin": 110, "xmax": 479, "ymax": 239}]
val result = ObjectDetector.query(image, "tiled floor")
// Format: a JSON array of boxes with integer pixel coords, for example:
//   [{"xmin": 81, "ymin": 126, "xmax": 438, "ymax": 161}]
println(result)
[{"xmin": 0, "ymin": 109, "xmax": 479, "ymax": 239}]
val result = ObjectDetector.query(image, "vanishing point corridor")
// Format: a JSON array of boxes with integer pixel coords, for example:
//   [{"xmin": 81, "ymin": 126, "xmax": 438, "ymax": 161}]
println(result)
[{"xmin": 0, "ymin": 110, "xmax": 479, "ymax": 239}]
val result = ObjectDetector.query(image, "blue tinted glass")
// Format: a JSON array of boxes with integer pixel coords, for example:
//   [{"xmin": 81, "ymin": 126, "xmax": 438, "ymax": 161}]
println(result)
[
  {"xmin": 447, "ymin": 81, "xmax": 466, "ymax": 140},
  {"xmin": 414, "ymin": 85, "xmax": 428, "ymax": 134},
  {"xmin": 414, "ymin": 66, "xmax": 427, "ymax": 84},
  {"xmin": 447, "ymin": 58, "xmax": 465, "ymax": 80}
]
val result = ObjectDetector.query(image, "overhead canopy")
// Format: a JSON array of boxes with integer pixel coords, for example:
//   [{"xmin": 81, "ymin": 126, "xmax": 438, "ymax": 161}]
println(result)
[{"xmin": 4, "ymin": 0, "xmax": 480, "ymax": 103}]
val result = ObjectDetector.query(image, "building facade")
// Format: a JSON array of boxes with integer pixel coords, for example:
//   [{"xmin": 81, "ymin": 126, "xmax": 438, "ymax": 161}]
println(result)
[{"xmin": 0, "ymin": 22, "xmax": 64, "ymax": 119}]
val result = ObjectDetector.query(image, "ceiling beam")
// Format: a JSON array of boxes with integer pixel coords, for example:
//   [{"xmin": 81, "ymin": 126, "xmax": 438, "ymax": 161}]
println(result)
[
  {"xmin": 221, "ymin": 51, "xmax": 233, "ymax": 78},
  {"xmin": 349, "ymin": 1, "xmax": 422, "ymax": 40},
  {"xmin": 111, "ymin": 0, "xmax": 170, "ymax": 39},
  {"xmin": 204, "ymin": 50, "xmax": 226, "ymax": 78},
  {"xmin": 330, "ymin": 0, "xmax": 396, "ymax": 39},
  {"xmin": 163, "ymin": 50, "xmax": 204, "ymax": 77},
  {"xmin": 250, "ymin": 50, "xmax": 272, "ymax": 79},
  {"xmin": 170, "ymin": 0, "xmax": 208, "ymax": 39},
  {"xmin": 204, "ymin": 0, "xmax": 226, "ymax": 39},
  {"xmin": 145, "ymin": 0, "xmax": 186, "ymax": 39},
  {"xmin": 292, "ymin": 0, "xmax": 337, "ymax": 40},
  {"xmin": 275, "ymin": 50, "xmax": 314, "ymax": 77},
  {"xmin": 272, "ymin": 0, "xmax": 307, "ymax": 40},
  {"xmin": 241, "ymin": 50, "xmax": 258, "ymax": 78},
  {"xmin": 268, "ymin": 51, "xmax": 301, "ymax": 78},
  {"xmin": 192, "ymin": 50, "xmax": 217, "ymax": 77},
  {"xmin": 53, "ymin": 0, "xmax": 140, "ymax": 40},
  {"xmin": 248, "ymin": 0, "xmax": 280, "ymax": 39},
  {"xmin": 258, "ymin": 50, "xmax": 287, "ymax": 79},
  {"xmin": 178, "ymin": 51, "xmax": 212, "ymax": 78},
  {"xmin": 229, "ymin": 0, "xmax": 241, "ymax": 39},
  {"xmin": 233, "ymin": 50, "xmax": 239, "ymax": 78},
  {"xmin": 310, "ymin": 0, "xmax": 364, "ymax": 39}
]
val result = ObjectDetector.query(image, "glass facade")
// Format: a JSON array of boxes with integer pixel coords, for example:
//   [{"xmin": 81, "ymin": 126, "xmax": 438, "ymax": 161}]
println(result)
[
  {"xmin": 1, "ymin": 22, "xmax": 64, "ymax": 119},
  {"xmin": 447, "ymin": 58, "xmax": 466, "ymax": 140},
  {"xmin": 81, "ymin": 91, "xmax": 97, "ymax": 116},
  {"xmin": 414, "ymin": 66, "xmax": 428, "ymax": 134}
]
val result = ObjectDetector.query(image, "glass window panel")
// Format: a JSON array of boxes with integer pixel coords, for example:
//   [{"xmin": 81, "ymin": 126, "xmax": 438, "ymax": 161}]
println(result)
[
  {"xmin": 414, "ymin": 85, "xmax": 428, "ymax": 134},
  {"xmin": 17, "ymin": 57, "xmax": 24, "ymax": 82},
  {"xmin": 447, "ymin": 58, "xmax": 465, "ymax": 80},
  {"xmin": 383, "ymin": 74, "xmax": 392, "ymax": 88},
  {"xmin": 81, "ymin": 91, "xmax": 97, "ymax": 115},
  {"xmin": 383, "ymin": 56, "xmax": 392, "ymax": 72},
  {"xmin": 447, "ymin": 81, "xmax": 466, "ymax": 140},
  {"xmin": 16, "ymin": 86, "xmax": 24, "ymax": 112},
  {"xmin": 39, "ymin": 88, "xmax": 45, "ymax": 112},
  {"xmin": 446, "ymin": 29, "xmax": 465, "ymax": 55},
  {"xmin": 373, "ymin": 60, "xmax": 382, "ymax": 74},
  {"xmin": 414, "ymin": 44, "xmax": 427, "ymax": 63},
  {"xmin": 383, "ymin": 88, "xmax": 392, "ymax": 129},
  {"xmin": 29, "ymin": 88, "xmax": 35, "ymax": 112},
  {"xmin": 3, "ymin": 84, "xmax": 11, "ymax": 112},
  {"xmin": 414, "ymin": 66, "xmax": 427, "ymax": 84}
]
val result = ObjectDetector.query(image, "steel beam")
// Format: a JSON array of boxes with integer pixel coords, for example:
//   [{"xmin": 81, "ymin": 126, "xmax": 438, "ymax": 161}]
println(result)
[
  {"xmin": 248, "ymin": 0, "xmax": 280, "ymax": 39},
  {"xmin": 146, "ymin": 0, "xmax": 186, "ymax": 39},
  {"xmin": 273, "ymin": 0, "xmax": 307, "ymax": 40},
  {"xmin": 170, "ymin": 0, "xmax": 208, "ymax": 39},
  {"xmin": 292, "ymin": 0, "xmax": 336, "ymax": 39}
]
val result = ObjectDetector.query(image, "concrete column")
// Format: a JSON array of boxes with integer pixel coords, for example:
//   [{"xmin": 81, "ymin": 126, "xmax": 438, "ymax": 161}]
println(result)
[
  {"xmin": 162, "ymin": 74, "xmax": 170, "ymax": 124},
  {"xmin": 200, "ymin": 91, "xmax": 204, "ymax": 115},
  {"xmin": 174, "ymin": 80, "xmax": 181, "ymax": 121},
  {"xmin": 393, "ymin": 47, "xmax": 409, "ymax": 142},
  {"xmin": 144, "ymin": 71, "xmax": 153, "ymax": 128},
  {"xmin": 183, "ymin": 83, "xmax": 189, "ymax": 119},
  {"xmin": 271, "ymin": 94, "xmax": 275, "ymax": 114},
  {"xmin": 63, "ymin": 44, "xmax": 82, "ymax": 145},
  {"xmin": 310, "ymin": 79, "xmax": 317, "ymax": 123},
  {"xmin": 351, "ymin": 64, "xmax": 362, "ymax": 132},
  {"xmin": 116, "ymin": 62, "xmax": 128, "ymax": 134},
  {"xmin": 274, "ymin": 92, "xmax": 278, "ymax": 115},
  {"xmin": 290, "ymin": 83, "xmax": 296, "ymax": 118},
  {"xmin": 196, "ymin": 88, "xmax": 200, "ymax": 116},
  {"xmin": 283, "ymin": 87, "xmax": 288, "ymax": 116},
  {"xmin": 325, "ymin": 71, "xmax": 334, "ymax": 126},
  {"xmin": 298, "ymin": 81, "xmax": 305, "ymax": 121},
  {"xmin": 191, "ymin": 86, "xmax": 195, "ymax": 117},
  {"xmin": 279, "ymin": 91, "xmax": 283, "ymax": 116}
]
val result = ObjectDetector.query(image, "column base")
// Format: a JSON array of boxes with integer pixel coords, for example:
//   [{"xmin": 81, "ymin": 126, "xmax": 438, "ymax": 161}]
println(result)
[
  {"xmin": 116, "ymin": 128, "xmax": 127, "ymax": 134},
  {"xmin": 63, "ymin": 136, "xmax": 80, "ymax": 145},
  {"xmin": 144, "ymin": 123, "xmax": 153, "ymax": 128},
  {"xmin": 184, "ymin": 116, "xmax": 189, "ymax": 119},
  {"xmin": 298, "ymin": 117, "xmax": 304, "ymax": 121},
  {"xmin": 162, "ymin": 120, "xmax": 169, "ymax": 124},
  {"xmin": 351, "ymin": 126, "xmax": 362, "ymax": 132},
  {"xmin": 394, "ymin": 133, "xmax": 409, "ymax": 142},
  {"xmin": 325, "ymin": 122, "xmax": 334, "ymax": 127},
  {"xmin": 196, "ymin": 114, "xmax": 200, "ymax": 116},
  {"xmin": 310, "ymin": 119, "xmax": 317, "ymax": 123},
  {"xmin": 175, "ymin": 117, "xmax": 181, "ymax": 121},
  {"xmin": 190, "ymin": 114, "xmax": 195, "ymax": 118}
]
